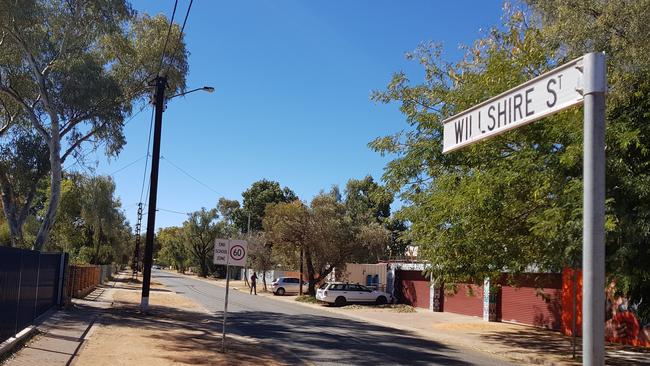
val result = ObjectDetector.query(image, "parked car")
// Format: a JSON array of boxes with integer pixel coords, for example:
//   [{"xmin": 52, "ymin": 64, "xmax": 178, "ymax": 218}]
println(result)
[
  {"xmin": 316, "ymin": 282, "xmax": 393, "ymax": 307},
  {"xmin": 271, "ymin": 277, "xmax": 308, "ymax": 295}
]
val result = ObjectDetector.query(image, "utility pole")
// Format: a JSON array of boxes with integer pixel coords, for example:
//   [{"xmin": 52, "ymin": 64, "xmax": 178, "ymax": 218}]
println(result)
[
  {"xmin": 141, "ymin": 75, "xmax": 167, "ymax": 312},
  {"xmin": 132, "ymin": 202, "xmax": 143, "ymax": 277}
]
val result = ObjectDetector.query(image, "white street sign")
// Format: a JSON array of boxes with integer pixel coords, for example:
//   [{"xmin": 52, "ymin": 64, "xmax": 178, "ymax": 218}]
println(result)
[
  {"xmin": 213, "ymin": 239, "xmax": 248, "ymax": 267},
  {"xmin": 440, "ymin": 52, "xmax": 607, "ymax": 365},
  {"xmin": 443, "ymin": 56, "xmax": 585, "ymax": 153}
]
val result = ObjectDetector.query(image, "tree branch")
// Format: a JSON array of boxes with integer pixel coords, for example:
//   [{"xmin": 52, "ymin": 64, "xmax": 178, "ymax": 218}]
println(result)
[
  {"xmin": 0, "ymin": 86, "xmax": 50, "ymax": 141},
  {"xmin": 4, "ymin": 24, "xmax": 59, "ymax": 132}
]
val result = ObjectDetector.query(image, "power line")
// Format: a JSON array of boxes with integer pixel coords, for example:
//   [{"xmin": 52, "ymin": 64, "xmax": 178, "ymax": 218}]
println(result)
[
  {"xmin": 164, "ymin": 0, "xmax": 194, "ymax": 76},
  {"xmin": 140, "ymin": 207, "xmax": 189, "ymax": 216},
  {"xmin": 158, "ymin": 0, "xmax": 179, "ymax": 75},
  {"xmin": 157, "ymin": 207, "xmax": 189, "ymax": 215},
  {"xmin": 63, "ymin": 104, "xmax": 149, "ymax": 171},
  {"xmin": 139, "ymin": 107, "xmax": 156, "ymax": 203},
  {"xmin": 160, "ymin": 155, "xmax": 221, "ymax": 196},
  {"xmin": 108, "ymin": 154, "xmax": 148, "ymax": 176}
]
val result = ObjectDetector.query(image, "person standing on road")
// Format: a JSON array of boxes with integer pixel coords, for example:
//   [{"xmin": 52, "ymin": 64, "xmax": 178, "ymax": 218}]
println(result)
[{"xmin": 250, "ymin": 273, "xmax": 258, "ymax": 295}]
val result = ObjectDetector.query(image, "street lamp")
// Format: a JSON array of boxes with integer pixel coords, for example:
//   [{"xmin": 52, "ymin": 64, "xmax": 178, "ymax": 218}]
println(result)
[
  {"xmin": 140, "ymin": 77, "xmax": 215, "ymax": 312},
  {"xmin": 168, "ymin": 86, "xmax": 215, "ymax": 99}
]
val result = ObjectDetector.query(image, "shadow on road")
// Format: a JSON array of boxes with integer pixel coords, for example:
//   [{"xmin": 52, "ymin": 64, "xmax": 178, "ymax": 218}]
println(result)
[
  {"xmin": 223, "ymin": 310, "xmax": 480, "ymax": 366},
  {"xmin": 91, "ymin": 302, "xmax": 292, "ymax": 365}
]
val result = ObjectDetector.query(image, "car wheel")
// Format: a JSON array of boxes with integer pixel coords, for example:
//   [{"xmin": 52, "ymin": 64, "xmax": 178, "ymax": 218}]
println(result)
[
  {"xmin": 276, "ymin": 288, "xmax": 285, "ymax": 296},
  {"xmin": 376, "ymin": 296, "xmax": 388, "ymax": 305},
  {"xmin": 334, "ymin": 296, "xmax": 346, "ymax": 307}
]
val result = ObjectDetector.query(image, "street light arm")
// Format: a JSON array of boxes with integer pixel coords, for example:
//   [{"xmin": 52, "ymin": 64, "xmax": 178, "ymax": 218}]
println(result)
[{"xmin": 167, "ymin": 86, "xmax": 215, "ymax": 99}]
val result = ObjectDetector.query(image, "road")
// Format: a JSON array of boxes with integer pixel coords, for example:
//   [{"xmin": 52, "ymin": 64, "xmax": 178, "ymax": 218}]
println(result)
[{"xmin": 154, "ymin": 270, "xmax": 516, "ymax": 366}]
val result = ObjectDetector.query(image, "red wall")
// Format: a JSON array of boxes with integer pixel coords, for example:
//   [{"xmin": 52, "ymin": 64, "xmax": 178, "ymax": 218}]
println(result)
[
  {"xmin": 500, "ymin": 274, "xmax": 562, "ymax": 329},
  {"xmin": 444, "ymin": 284, "xmax": 483, "ymax": 317},
  {"xmin": 395, "ymin": 270, "xmax": 430, "ymax": 309}
]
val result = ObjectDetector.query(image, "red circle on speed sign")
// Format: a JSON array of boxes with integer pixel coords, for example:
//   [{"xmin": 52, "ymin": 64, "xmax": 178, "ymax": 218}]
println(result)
[{"xmin": 230, "ymin": 245, "xmax": 245, "ymax": 261}]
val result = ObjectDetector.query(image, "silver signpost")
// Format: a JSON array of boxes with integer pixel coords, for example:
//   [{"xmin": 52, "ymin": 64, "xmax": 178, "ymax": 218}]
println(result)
[
  {"xmin": 581, "ymin": 52, "xmax": 607, "ymax": 366},
  {"xmin": 214, "ymin": 238, "xmax": 248, "ymax": 353},
  {"xmin": 442, "ymin": 52, "xmax": 606, "ymax": 365}
]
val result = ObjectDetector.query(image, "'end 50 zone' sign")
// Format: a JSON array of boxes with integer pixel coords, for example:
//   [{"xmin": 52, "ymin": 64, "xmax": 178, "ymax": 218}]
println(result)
[{"xmin": 443, "ymin": 57, "xmax": 585, "ymax": 153}]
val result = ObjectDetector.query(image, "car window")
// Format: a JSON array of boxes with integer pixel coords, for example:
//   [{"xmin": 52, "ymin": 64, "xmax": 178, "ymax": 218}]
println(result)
[
  {"xmin": 359, "ymin": 285, "xmax": 372, "ymax": 292},
  {"xmin": 319, "ymin": 283, "xmax": 328, "ymax": 289},
  {"xmin": 347, "ymin": 284, "xmax": 363, "ymax": 291},
  {"xmin": 330, "ymin": 284, "xmax": 344, "ymax": 291},
  {"xmin": 289, "ymin": 278, "xmax": 300, "ymax": 283}
]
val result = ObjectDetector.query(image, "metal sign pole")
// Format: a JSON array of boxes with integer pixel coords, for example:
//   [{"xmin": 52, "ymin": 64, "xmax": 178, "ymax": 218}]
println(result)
[
  {"xmin": 582, "ymin": 52, "xmax": 606, "ymax": 366},
  {"xmin": 222, "ymin": 239, "xmax": 231, "ymax": 353}
]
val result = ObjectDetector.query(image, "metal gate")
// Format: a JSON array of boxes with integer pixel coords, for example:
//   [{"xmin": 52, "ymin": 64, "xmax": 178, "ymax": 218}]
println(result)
[{"xmin": 0, "ymin": 246, "xmax": 66, "ymax": 343}]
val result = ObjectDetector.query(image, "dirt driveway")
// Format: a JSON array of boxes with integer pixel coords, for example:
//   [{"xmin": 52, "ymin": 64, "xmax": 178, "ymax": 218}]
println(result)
[{"xmin": 73, "ymin": 275, "xmax": 290, "ymax": 366}]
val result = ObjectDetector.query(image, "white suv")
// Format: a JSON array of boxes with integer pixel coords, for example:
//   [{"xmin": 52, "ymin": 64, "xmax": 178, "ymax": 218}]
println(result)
[
  {"xmin": 316, "ymin": 282, "xmax": 393, "ymax": 307},
  {"xmin": 271, "ymin": 277, "xmax": 308, "ymax": 295}
]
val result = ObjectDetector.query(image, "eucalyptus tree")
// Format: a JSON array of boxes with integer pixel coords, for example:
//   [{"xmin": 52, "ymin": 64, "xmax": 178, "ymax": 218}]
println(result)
[
  {"xmin": 0, "ymin": 125, "xmax": 48, "ymax": 246},
  {"xmin": 237, "ymin": 179, "xmax": 297, "ymax": 233},
  {"xmin": 0, "ymin": 0, "xmax": 188, "ymax": 249},
  {"xmin": 183, "ymin": 208, "xmax": 222, "ymax": 277}
]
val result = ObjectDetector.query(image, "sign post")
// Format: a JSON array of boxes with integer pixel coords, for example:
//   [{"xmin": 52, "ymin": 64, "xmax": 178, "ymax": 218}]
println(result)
[
  {"xmin": 442, "ymin": 53, "xmax": 606, "ymax": 365},
  {"xmin": 214, "ymin": 238, "xmax": 248, "ymax": 353}
]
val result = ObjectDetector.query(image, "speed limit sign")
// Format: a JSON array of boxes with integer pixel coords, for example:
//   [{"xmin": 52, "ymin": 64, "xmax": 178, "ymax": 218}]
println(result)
[{"xmin": 214, "ymin": 239, "xmax": 247, "ymax": 266}]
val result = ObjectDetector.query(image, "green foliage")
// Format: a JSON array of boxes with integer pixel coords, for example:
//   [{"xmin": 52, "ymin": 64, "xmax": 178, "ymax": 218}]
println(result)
[
  {"xmin": 157, "ymin": 226, "xmax": 188, "ymax": 273},
  {"xmin": 371, "ymin": 11, "xmax": 584, "ymax": 283},
  {"xmin": 47, "ymin": 173, "xmax": 131, "ymax": 264},
  {"xmin": 247, "ymin": 231, "xmax": 274, "ymax": 274},
  {"xmin": 217, "ymin": 197, "xmax": 241, "ymax": 225},
  {"xmin": 236, "ymin": 179, "xmax": 297, "ymax": 232},
  {"xmin": 344, "ymin": 176, "xmax": 393, "ymax": 224},
  {"xmin": 0, "ymin": 0, "xmax": 189, "ymax": 249},
  {"xmin": 0, "ymin": 126, "xmax": 49, "ymax": 246},
  {"xmin": 372, "ymin": 0, "xmax": 650, "ymax": 316},
  {"xmin": 265, "ymin": 192, "xmax": 367, "ymax": 295},
  {"xmin": 183, "ymin": 207, "xmax": 224, "ymax": 277},
  {"xmin": 527, "ymin": 0, "xmax": 650, "ymax": 328}
]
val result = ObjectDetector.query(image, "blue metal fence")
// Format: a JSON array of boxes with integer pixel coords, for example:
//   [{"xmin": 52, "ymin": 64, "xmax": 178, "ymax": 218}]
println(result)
[{"xmin": 0, "ymin": 246, "xmax": 66, "ymax": 343}]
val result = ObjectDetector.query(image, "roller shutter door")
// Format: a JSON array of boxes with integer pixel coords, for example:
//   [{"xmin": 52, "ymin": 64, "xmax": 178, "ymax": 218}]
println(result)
[
  {"xmin": 395, "ymin": 270, "xmax": 430, "ymax": 309},
  {"xmin": 500, "ymin": 274, "xmax": 562, "ymax": 329},
  {"xmin": 443, "ymin": 284, "xmax": 483, "ymax": 317}
]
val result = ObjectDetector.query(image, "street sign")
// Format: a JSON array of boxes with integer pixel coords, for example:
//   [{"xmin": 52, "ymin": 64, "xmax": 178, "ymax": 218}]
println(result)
[
  {"xmin": 441, "ymin": 53, "xmax": 607, "ymax": 365},
  {"xmin": 213, "ymin": 238, "xmax": 248, "ymax": 353},
  {"xmin": 442, "ymin": 56, "xmax": 584, "ymax": 153},
  {"xmin": 213, "ymin": 239, "xmax": 248, "ymax": 266}
]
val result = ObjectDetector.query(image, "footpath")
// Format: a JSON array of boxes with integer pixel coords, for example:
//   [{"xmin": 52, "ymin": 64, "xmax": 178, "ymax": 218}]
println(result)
[
  {"xmin": 1, "ymin": 272, "xmax": 288, "ymax": 366},
  {"xmin": 194, "ymin": 275, "xmax": 650, "ymax": 366}
]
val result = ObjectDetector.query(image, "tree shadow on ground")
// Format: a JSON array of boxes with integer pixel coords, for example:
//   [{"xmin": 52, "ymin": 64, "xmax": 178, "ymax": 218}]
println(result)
[
  {"xmin": 481, "ymin": 328, "xmax": 650, "ymax": 365},
  {"xmin": 82, "ymin": 300, "xmax": 487, "ymax": 366},
  {"xmin": 83, "ymin": 302, "xmax": 291, "ymax": 366},
  {"xmin": 223, "ymin": 310, "xmax": 485, "ymax": 365}
]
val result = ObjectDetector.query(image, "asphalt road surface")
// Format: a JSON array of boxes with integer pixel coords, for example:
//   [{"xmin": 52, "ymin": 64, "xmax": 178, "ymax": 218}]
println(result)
[{"xmin": 154, "ymin": 270, "xmax": 517, "ymax": 366}]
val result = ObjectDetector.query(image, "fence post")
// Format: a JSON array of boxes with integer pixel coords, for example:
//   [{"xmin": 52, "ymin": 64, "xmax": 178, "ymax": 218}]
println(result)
[
  {"xmin": 14, "ymin": 251, "xmax": 23, "ymax": 337},
  {"xmin": 33, "ymin": 254, "xmax": 41, "ymax": 320},
  {"xmin": 57, "ymin": 253, "xmax": 66, "ymax": 306}
]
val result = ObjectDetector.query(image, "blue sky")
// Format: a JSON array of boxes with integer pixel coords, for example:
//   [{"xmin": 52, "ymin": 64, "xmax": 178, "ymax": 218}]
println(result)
[{"xmin": 69, "ymin": 0, "xmax": 504, "ymax": 230}]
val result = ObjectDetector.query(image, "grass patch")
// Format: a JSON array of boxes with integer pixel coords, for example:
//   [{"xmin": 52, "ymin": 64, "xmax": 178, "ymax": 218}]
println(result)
[
  {"xmin": 339, "ymin": 304, "xmax": 417, "ymax": 312},
  {"xmin": 388, "ymin": 304, "xmax": 417, "ymax": 313},
  {"xmin": 295, "ymin": 295, "xmax": 321, "ymax": 303}
]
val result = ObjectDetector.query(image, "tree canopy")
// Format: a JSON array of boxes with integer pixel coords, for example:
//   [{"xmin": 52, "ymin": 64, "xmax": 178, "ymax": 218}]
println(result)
[
  {"xmin": 0, "ymin": 0, "xmax": 188, "ymax": 249},
  {"xmin": 235, "ymin": 179, "xmax": 297, "ymax": 232},
  {"xmin": 371, "ymin": 0, "xmax": 650, "ymax": 320}
]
